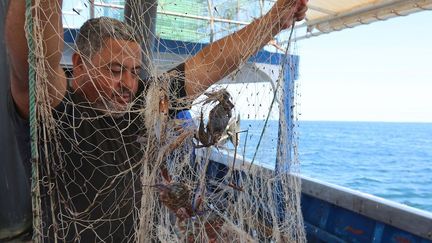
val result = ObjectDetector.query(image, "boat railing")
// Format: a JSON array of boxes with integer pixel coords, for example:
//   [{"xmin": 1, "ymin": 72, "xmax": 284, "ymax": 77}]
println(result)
[{"xmin": 197, "ymin": 149, "xmax": 432, "ymax": 241}]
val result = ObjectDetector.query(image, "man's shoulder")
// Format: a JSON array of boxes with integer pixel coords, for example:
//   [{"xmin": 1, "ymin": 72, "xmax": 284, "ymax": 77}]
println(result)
[{"xmin": 6, "ymin": 89, "xmax": 29, "ymax": 131}]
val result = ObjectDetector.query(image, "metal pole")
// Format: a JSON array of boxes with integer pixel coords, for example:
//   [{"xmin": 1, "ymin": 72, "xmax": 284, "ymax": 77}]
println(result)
[
  {"xmin": 124, "ymin": 0, "xmax": 158, "ymax": 81},
  {"xmin": 89, "ymin": 0, "xmax": 95, "ymax": 19},
  {"xmin": 259, "ymin": 0, "xmax": 263, "ymax": 16},
  {"xmin": 206, "ymin": 0, "xmax": 215, "ymax": 42},
  {"xmin": 236, "ymin": 0, "xmax": 240, "ymax": 29}
]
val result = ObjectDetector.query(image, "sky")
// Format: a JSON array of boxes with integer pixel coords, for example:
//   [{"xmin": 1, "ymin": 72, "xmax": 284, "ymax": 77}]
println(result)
[{"xmin": 296, "ymin": 11, "xmax": 432, "ymax": 123}]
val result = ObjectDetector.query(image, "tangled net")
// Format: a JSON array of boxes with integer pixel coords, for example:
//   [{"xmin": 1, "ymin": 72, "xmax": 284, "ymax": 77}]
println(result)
[{"xmin": 26, "ymin": 0, "xmax": 305, "ymax": 242}]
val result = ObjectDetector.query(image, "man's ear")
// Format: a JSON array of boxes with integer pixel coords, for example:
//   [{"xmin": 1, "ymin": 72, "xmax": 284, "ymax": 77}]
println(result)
[{"xmin": 72, "ymin": 52, "xmax": 84, "ymax": 74}]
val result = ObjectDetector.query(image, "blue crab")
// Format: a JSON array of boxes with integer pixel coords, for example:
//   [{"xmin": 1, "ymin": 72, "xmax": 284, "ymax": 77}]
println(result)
[{"xmin": 195, "ymin": 89, "xmax": 234, "ymax": 148}]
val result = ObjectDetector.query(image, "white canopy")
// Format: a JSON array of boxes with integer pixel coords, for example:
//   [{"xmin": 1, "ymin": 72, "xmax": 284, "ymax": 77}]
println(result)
[{"xmin": 296, "ymin": 0, "xmax": 432, "ymax": 40}]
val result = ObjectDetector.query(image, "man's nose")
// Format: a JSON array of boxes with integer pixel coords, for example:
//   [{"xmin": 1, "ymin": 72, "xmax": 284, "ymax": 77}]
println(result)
[{"xmin": 120, "ymin": 70, "xmax": 137, "ymax": 91}]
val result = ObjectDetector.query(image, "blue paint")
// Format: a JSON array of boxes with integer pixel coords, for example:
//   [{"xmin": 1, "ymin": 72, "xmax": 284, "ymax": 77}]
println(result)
[
  {"xmin": 372, "ymin": 222, "xmax": 385, "ymax": 243},
  {"xmin": 318, "ymin": 202, "xmax": 331, "ymax": 229},
  {"xmin": 175, "ymin": 110, "xmax": 195, "ymax": 128},
  {"xmin": 301, "ymin": 193, "xmax": 432, "ymax": 243},
  {"xmin": 382, "ymin": 226, "xmax": 427, "ymax": 243},
  {"xmin": 326, "ymin": 206, "xmax": 375, "ymax": 242},
  {"xmin": 304, "ymin": 222, "xmax": 346, "ymax": 243},
  {"xmin": 64, "ymin": 28, "xmax": 78, "ymax": 43},
  {"xmin": 302, "ymin": 195, "xmax": 332, "ymax": 227}
]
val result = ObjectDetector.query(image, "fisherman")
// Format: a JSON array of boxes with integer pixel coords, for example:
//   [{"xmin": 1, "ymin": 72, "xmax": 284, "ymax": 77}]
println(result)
[{"xmin": 4, "ymin": 0, "xmax": 307, "ymax": 241}]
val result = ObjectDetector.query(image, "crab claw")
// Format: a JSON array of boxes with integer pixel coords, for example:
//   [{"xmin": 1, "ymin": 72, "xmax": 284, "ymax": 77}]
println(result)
[{"xmin": 195, "ymin": 111, "xmax": 210, "ymax": 148}]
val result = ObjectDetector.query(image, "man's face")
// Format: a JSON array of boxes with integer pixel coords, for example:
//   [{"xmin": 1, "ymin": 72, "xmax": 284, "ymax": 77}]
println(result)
[{"xmin": 74, "ymin": 38, "xmax": 143, "ymax": 116}]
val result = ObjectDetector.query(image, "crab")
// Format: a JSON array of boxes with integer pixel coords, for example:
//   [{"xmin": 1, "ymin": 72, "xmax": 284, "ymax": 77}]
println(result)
[
  {"xmin": 195, "ymin": 89, "xmax": 235, "ymax": 148},
  {"xmin": 152, "ymin": 182, "xmax": 197, "ymax": 221}
]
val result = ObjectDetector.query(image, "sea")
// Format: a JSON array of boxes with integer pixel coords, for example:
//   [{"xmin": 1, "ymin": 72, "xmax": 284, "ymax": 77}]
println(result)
[{"xmin": 236, "ymin": 120, "xmax": 432, "ymax": 213}]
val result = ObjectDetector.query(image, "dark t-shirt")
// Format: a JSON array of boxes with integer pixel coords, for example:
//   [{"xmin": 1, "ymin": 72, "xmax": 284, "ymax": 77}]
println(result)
[{"xmin": 7, "ymin": 64, "xmax": 188, "ymax": 242}]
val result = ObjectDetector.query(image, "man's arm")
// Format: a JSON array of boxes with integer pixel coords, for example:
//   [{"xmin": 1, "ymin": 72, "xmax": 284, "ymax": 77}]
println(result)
[
  {"xmin": 184, "ymin": 0, "xmax": 307, "ymax": 97},
  {"xmin": 6, "ymin": 0, "xmax": 66, "ymax": 119}
]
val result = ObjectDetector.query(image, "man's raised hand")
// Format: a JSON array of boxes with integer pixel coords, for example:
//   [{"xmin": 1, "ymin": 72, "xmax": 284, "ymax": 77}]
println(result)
[{"xmin": 272, "ymin": 0, "xmax": 308, "ymax": 31}]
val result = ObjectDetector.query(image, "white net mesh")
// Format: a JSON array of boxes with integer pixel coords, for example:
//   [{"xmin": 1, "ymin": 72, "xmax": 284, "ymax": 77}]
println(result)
[{"xmin": 25, "ymin": 0, "xmax": 305, "ymax": 242}]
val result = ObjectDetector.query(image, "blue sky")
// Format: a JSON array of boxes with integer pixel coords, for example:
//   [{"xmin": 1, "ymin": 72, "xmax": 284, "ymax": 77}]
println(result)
[{"xmin": 297, "ymin": 11, "xmax": 432, "ymax": 122}]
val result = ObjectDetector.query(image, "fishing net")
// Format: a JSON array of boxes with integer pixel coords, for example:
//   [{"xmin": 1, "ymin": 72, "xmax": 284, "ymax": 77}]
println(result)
[{"xmin": 25, "ymin": 0, "xmax": 304, "ymax": 242}]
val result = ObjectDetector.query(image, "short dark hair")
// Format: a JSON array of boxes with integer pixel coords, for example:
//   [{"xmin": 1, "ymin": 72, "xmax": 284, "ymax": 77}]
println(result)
[{"xmin": 75, "ymin": 17, "xmax": 141, "ymax": 58}]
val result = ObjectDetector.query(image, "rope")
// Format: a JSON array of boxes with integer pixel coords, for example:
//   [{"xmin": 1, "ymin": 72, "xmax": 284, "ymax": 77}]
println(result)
[
  {"xmin": 25, "ymin": 0, "xmax": 41, "ymax": 241},
  {"xmin": 249, "ymin": 20, "xmax": 296, "ymax": 171}
]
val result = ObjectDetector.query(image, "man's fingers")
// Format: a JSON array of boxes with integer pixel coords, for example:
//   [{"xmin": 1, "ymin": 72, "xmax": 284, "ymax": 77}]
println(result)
[
  {"xmin": 295, "ymin": 13, "xmax": 307, "ymax": 21},
  {"xmin": 298, "ymin": 5, "xmax": 308, "ymax": 13},
  {"xmin": 295, "ymin": 4, "xmax": 308, "ymax": 21},
  {"xmin": 295, "ymin": 7, "xmax": 308, "ymax": 18}
]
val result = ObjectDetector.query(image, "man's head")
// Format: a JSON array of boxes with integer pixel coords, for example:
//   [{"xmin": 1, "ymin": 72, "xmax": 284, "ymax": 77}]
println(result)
[{"xmin": 72, "ymin": 17, "xmax": 143, "ymax": 116}]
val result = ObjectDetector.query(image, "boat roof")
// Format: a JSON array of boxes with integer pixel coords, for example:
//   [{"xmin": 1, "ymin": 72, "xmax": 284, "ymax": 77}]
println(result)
[{"xmin": 296, "ymin": 0, "xmax": 432, "ymax": 40}]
